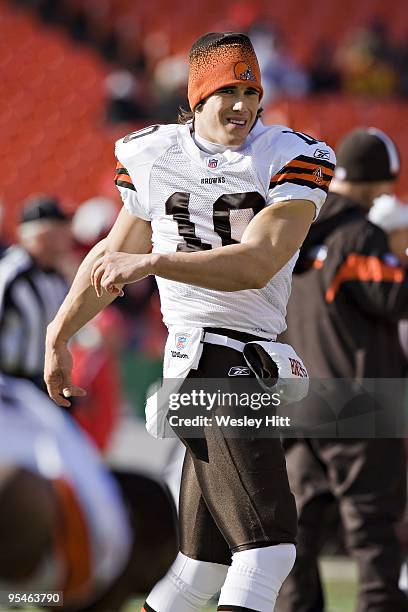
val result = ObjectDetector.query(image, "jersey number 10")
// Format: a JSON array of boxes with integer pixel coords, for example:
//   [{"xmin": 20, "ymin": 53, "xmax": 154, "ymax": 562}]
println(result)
[{"xmin": 165, "ymin": 192, "xmax": 265, "ymax": 252}]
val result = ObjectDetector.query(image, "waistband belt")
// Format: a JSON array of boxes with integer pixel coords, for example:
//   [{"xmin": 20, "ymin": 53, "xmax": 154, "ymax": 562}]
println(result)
[{"xmin": 202, "ymin": 331, "xmax": 246, "ymax": 353}]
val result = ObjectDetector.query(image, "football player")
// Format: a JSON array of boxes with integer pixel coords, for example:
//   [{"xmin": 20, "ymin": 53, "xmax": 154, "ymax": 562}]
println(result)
[
  {"xmin": 45, "ymin": 32, "xmax": 335, "ymax": 612},
  {"xmin": 0, "ymin": 373, "xmax": 177, "ymax": 611}
]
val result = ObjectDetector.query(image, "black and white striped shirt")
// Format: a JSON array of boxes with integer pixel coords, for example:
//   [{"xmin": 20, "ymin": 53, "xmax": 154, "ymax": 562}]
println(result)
[{"xmin": 0, "ymin": 245, "xmax": 68, "ymax": 384}]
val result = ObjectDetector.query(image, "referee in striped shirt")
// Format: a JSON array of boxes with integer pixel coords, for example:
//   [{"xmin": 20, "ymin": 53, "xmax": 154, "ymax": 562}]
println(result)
[{"xmin": 0, "ymin": 195, "xmax": 71, "ymax": 391}]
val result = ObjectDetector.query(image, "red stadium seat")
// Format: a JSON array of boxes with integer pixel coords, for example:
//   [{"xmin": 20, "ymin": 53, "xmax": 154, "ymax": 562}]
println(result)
[{"xmin": 1, "ymin": 0, "xmax": 407, "ymax": 239}]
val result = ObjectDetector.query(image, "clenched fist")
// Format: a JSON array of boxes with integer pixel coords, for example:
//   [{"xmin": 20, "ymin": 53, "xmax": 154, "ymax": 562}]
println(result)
[{"xmin": 90, "ymin": 251, "xmax": 153, "ymax": 297}]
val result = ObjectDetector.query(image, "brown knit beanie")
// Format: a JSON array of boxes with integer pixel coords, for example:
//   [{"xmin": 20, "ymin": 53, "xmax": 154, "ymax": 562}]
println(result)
[{"xmin": 187, "ymin": 32, "xmax": 263, "ymax": 111}]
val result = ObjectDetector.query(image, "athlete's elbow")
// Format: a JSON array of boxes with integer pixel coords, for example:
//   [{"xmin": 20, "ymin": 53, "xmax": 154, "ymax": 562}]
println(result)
[
  {"xmin": 251, "ymin": 275, "xmax": 271, "ymax": 289},
  {"xmin": 249, "ymin": 252, "xmax": 293, "ymax": 288},
  {"xmin": 251, "ymin": 260, "xmax": 275, "ymax": 288},
  {"xmin": 239, "ymin": 247, "xmax": 275, "ymax": 289},
  {"xmin": 240, "ymin": 270, "xmax": 272, "ymax": 290}
]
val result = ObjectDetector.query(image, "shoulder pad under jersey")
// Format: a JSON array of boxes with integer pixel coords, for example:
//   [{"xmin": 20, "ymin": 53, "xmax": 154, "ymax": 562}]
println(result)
[
  {"xmin": 115, "ymin": 123, "xmax": 180, "ymax": 169},
  {"xmin": 250, "ymin": 123, "xmax": 336, "ymax": 172}
]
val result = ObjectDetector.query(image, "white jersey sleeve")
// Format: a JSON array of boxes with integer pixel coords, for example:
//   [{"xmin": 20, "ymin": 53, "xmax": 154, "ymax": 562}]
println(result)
[
  {"xmin": 253, "ymin": 126, "xmax": 336, "ymax": 220},
  {"xmin": 115, "ymin": 124, "xmax": 178, "ymax": 221},
  {"xmin": 114, "ymin": 161, "xmax": 149, "ymax": 221}
]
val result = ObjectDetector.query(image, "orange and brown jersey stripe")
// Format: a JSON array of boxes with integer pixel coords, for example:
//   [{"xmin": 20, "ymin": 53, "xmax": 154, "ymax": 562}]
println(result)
[
  {"xmin": 52, "ymin": 477, "xmax": 93, "ymax": 601},
  {"xmin": 270, "ymin": 155, "xmax": 335, "ymax": 193},
  {"xmin": 325, "ymin": 253, "xmax": 405, "ymax": 303},
  {"xmin": 115, "ymin": 161, "xmax": 136, "ymax": 192}
]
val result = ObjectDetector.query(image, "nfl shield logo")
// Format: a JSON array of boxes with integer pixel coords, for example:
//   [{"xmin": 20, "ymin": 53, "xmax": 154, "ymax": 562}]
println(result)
[
  {"xmin": 208, "ymin": 158, "xmax": 218, "ymax": 168},
  {"xmin": 176, "ymin": 334, "xmax": 190, "ymax": 350}
]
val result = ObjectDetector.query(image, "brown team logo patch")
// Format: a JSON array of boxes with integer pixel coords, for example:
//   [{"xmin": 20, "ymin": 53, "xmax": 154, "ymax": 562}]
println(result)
[{"xmin": 234, "ymin": 61, "xmax": 256, "ymax": 81}]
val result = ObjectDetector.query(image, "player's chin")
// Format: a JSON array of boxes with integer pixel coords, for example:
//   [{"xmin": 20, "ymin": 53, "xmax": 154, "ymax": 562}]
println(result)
[{"xmin": 223, "ymin": 125, "xmax": 250, "ymax": 146}]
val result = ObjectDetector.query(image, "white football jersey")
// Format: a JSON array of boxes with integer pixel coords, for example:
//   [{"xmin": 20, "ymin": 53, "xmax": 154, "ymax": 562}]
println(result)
[{"xmin": 115, "ymin": 121, "xmax": 335, "ymax": 337}]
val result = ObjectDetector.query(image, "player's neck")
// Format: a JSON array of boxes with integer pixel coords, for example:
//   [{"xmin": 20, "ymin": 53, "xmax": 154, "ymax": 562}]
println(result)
[{"xmin": 192, "ymin": 131, "xmax": 240, "ymax": 154}]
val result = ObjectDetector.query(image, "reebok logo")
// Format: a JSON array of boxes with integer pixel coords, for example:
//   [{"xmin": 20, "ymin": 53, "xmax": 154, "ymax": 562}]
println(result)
[
  {"xmin": 228, "ymin": 366, "xmax": 251, "ymax": 376},
  {"xmin": 313, "ymin": 149, "xmax": 330, "ymax": 160}
]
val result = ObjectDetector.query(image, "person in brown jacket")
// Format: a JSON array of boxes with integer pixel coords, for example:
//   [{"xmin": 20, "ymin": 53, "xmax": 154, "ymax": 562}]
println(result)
[{"xmin": 277, "ymin": 128, "xmax": 408, "ymax": 612}]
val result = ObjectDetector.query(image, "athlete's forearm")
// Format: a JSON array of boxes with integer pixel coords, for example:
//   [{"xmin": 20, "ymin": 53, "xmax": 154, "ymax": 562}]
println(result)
[
  {"xmin": 150, "ymin": 241, "xmax": 278, "ymax": 291},
  {"xmin": 150, "ymin": 201, "xmax": 315, "ymax": 291},
  {"xmin": 48, "ymin": 210, "xmax": 152, "ymax": 344},
  {"xmin": 47, "ymin": 239, "xmax": 117, "ymax": 345},
  {"xmin": 92, "ymin": 201, "xmax": 314, "ymax": 294}
]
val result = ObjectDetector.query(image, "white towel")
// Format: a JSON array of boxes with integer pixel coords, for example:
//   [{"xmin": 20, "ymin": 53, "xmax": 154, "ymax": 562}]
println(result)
[
  {"xmin": 146, "ymin": 327, "xmax": 204, "ymax": 439},
  {"xmin": 243, "ymin": 340, "xmax": 309, "ymax": 404}
]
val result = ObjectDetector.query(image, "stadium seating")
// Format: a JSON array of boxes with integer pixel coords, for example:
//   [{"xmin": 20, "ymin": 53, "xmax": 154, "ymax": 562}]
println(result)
[
  {"xmin": 1, "ymin": 0, "xmax": 407, "ymax": 239},
  {"xmin": 0, "ymin": 1, "xmax": 131, "ymax": 237},
  {"xmin": 61, "ymin": 0, "xmax": 407, "ymax": 65}
]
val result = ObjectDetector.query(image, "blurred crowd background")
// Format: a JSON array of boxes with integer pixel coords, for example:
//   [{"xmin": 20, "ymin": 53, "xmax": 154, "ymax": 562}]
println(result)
[
  {"xmin": 1, "ymin": 0, "xmax": 408, "ymax": 430},
  {"xmin": 1, "ymin": 0, "xmax": 408, "ymax": 234},
  {"xmin": 0, "ymin": 0, "xmax": 408, "ymax": 608}
]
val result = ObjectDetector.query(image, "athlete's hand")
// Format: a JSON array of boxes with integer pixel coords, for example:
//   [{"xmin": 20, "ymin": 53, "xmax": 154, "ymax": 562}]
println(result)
[
  {"xmin": 90, "ymin": 252, "xmax": 152, "ymax": 298},
  {"xmin": 44, "ymin": 338, "xmax": 86, "ymax": 408}
]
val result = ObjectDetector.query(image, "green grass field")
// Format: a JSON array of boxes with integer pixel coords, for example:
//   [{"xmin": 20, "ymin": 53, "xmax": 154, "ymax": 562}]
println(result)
[{"xmin": 0, "ymin": 557, "xmax": 358, "ymax": 612}]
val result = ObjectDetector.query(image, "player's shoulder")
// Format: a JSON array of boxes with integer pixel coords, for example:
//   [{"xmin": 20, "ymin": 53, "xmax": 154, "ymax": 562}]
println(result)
[
  {"xmin": 251, "ymin": 121, "xmax": 336, "ymax": 167},
  {"xmin": 115, "ymin": 123, "xmax": 181, "ymax": 167}
]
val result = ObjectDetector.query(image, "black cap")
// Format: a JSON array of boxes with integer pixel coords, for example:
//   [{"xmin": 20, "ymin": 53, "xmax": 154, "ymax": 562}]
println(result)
[
  {"xmin": 20, "ymin": 195, "xmax": 70, "ymax": 224},
  {"xmin": 335, "ymin": 128, "xmax": 400, "ymax": 183}
]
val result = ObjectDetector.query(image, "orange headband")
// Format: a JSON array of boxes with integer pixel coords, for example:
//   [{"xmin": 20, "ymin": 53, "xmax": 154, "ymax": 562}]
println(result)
[{"xmin": 187, "ymin": 33, "xmax": 263, "ymax": 111}]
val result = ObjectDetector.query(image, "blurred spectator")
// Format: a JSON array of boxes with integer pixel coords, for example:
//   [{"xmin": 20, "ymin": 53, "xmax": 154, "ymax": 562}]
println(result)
[
  {"xmin": 369, "ymin": 193, "xmax": 408, "ymax": 410},
  {"xmin": 105, "ymin": 70, "xmax": 148, "ymax": 124},
  {"xmin": 71, "ymin": 195, "xmax": 164, "ymax": 421},
  {"xmin": 70, "ymin": 195, "xmax": 156, "ymax": 339},
  {"xmin": 70, "ymin": 307, "xmax": 124, "ymax": 453},
  {"xmin": 15, "ymin": 0, "xmax": 408, "ymax": 110},
  {"xmin": 111, "ymin": 12, "xmax": 147, "ymax": 72},
  {"xmin": 71, "ymin": 197, "xmax": 125, "ymax": 451},
  {"xmin": 248, "ymin": 22, "xmax": 310, "ymax": 103},
  {"xmin": 278, "ymin": 128, "xmax": 408, "ymax": 612},
  {"xmin": 368, "ymin": 194, "xmax": 408, "ymax": 594},
  {"xmin": 143, "ymin": 30, "xmax": 171, "ymax": 70},
  {"xmin": 368, "ymin": 194, "xmax": 408, "ymax": 267},
  {"xmin": 309, "ymin": 42, "xmax": 341, "ymax": 94},
  {"xmin": 336, "ymin": 24, "xmax": 398, "ymax": 96},
  {"xmin": 0, "ymin": 195, "xmax": 72, "ymax": 392},
  {"xmin": 152, "ymin": 54, "xmax": 189, "ymax": 122},
  {"xmin": 397, "ymin": 42, "xmax": 408, "ymax": 96},
  {"xmin": 71, "ymin": 197, "xmax": 119, "ymax": 251},
  {"xmin": 366, "ymin": 20, "xmax": 400, "ymax": 67}
]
